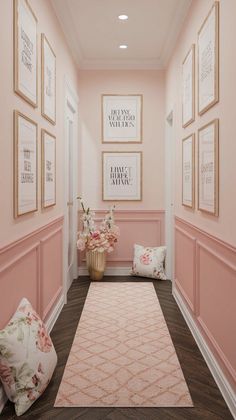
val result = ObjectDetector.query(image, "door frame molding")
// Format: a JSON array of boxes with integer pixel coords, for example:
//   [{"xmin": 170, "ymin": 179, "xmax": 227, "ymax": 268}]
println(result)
[{"xmin": 63, "ymin": 76, "xmax": 79, "ymax": 303}]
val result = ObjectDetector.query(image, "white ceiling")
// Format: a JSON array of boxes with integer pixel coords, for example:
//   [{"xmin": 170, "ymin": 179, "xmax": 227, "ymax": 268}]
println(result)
[{"xmin": 51, "ymin": 0, "xmax": 192, "ymax": 70}]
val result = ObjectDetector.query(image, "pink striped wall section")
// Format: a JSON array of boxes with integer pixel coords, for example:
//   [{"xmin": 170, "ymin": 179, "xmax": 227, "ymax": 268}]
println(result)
[
  {"xmin": 174, "ymin": 216, "xmax": 236, "ymax": 392},
  {"xmin": 0, "ymin": 216, "xmax": 64, "ymax": 329},
  {"xmin": 79, "ymin": 210, "xmax": 165, "ymax": 268}
]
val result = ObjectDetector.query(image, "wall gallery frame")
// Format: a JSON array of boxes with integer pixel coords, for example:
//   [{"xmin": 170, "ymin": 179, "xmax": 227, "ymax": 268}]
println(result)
[
  {"xmin": 41, "ymin": 34, "xmax": 56, "ymax": 125},
  {"xmin": 14, "ymin": 0, "xmax": 38, "ymax": 107},
  {"xmin": 198, "ymin": 1, "xmax": 219, "ymax": 115},
  {"xmin": 198, "ymin": 119, "xmax": 219, "ymax": 216},
  {"xmin": 182, "ymin": 45, "xmax": 195, "ymax": 128},
  {"xmin": 182, "ymin": 134, "xmax": 195, "ymax": 208},
  {"xmin": 102, "ymin": 151, "xmax": 142, "ymax": 201},
  {"xmin": 14, "ymin": 111, "xmax": 38, "ymax": 217},
  {"xmin": 41, "ymin": 130, "xmax": 56, "ymax": 208},
  {"xmin": 102, "ymin": 94, "xmax": 142, "ymax": 143}
]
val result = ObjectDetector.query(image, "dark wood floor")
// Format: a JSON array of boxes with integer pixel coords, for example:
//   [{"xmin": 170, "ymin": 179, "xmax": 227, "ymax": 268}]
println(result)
[{"xmin": 2, "ymin": 277, "xmax": 233, "ymax": 419}]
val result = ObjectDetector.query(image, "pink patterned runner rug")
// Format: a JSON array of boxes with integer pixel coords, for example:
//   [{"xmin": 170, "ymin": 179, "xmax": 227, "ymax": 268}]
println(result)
[{"xmin": 54, "ymin": 282, "xmax": 193, "ymax": 407}]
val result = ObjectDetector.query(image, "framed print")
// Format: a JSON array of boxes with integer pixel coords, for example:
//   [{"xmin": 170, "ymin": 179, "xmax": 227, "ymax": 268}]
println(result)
[
  {"xmin": 14, "ymin": 0, "xmax": 38, "ymax": 107},
  {"xmin": 102, "ymin": 152, "xmax": 142, "ymax": 201},
  {"xmin": 41, "ymin": 130, "xmax": 56, "ymax": 208},
  {"xmin": 14, "ymin": 111, "xmax": 38, "ymax": 217},
  {"xmin": 182, "ymin": 134, "xmax": 195, "ymax": 208},
  {"xmin": 198, "ymin": 2, "xmax": 219, "ymax": 115},
  {"xmin": 182, "ymin": 45, "xmax": 195, "ymax": 128},
  {"xmin": 198, "ymin": 119, "xmax": 219, "ymax": 216},
  {"xmin": 41, "ymin": 34, "xmax": 56, "ymax": 124},
  {"xmin": 102, "ymin": 94, "xmax": 142, "ymax": 143}
]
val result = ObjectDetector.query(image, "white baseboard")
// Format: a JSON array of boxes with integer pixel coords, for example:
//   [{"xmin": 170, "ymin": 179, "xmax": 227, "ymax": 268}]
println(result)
[
  {"xmin": 45, "ymin": 293, "xmax": 64, "ymax": 333},
  {"xmin": 78, "ymin": 266, "xmax": 131, "ymax": 277},
  {"xmin": 173, "ymin": 286, "xmax": 236, "ymax": 420}
]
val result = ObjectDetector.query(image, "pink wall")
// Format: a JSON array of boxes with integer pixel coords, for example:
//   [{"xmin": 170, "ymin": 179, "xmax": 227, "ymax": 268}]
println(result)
[
  {"xmin": 165, "ymin": 0, "xmax": 236, "ymax": 396},
  {"xmin": 165, "ymin": 0, "xmax": 236, "ymax": 246},
  {"xmin": 0, "ymin": 0, "xmax": 78, "ymax": 247},
  {"xmin": 79, "ymin": 210, "xmax": 165, "ymax": 269},
  {"xmin": 77, "ymin": 70, "xmax": 165, "ymax": 211}
]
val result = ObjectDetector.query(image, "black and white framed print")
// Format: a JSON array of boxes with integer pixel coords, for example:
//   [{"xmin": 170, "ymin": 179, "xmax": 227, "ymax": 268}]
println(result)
[
  {"xmin": 182, "ymin": 134, "xmax": 195, "ymax": 208},
  {"xmin": 41, "ymin": 34, "xmax": 56, "ymax": 124},
  {"xmin": 41, "ymin": 130, "xmax": 56, "ymax": 208}
]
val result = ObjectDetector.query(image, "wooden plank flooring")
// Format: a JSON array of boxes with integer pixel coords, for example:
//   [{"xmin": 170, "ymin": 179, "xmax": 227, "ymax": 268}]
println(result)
[{"xmin": 1, "ymin": 277, "xmax": 233, "ymax": 419}]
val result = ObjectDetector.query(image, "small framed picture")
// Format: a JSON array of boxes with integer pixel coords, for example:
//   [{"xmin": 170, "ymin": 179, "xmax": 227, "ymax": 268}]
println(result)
[
  {"xmin": 102, "ymin": 94, "xmax": 142, "ymax": 143},
  {"xmin": 41, "ymin": 130, "xmax": 56, "ymax": 208},
  {"xmin": 102, "ymin": 151, "xmax": 142, "ymax": 201},
  {"xmin": 182, "ymin": 45, "xmax": 195, "ymax": 128},
  {"xmin": 198, "ymin": 2, "xmax": 219, "ymax": 115},
  {"xmin": 198, "ymin": 119, "xmax": 219, "ymax": 216},
  {"xmin": 182, "ymin": 134, "xmax": 195, "ymax": 208},
  {"xmin": 14, "ymin": 111, "xmax": 38, "ymax": 217},
  {"xmin": 14, "ymin": 0, "xmax": 38, "ymax": 107},
  {"xmin": 41, "ymin": 34, "xmax": 56, "ymax": 124}
]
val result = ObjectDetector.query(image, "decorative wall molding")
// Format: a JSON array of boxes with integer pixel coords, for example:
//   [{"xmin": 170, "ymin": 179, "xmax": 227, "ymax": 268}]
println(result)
[
  {"xmin": 173, "ymin": 286, "xmax": 236, "ymax": 420},
  {"xmin": 174, "ymin": 216, "xmax": 236, "ymax": 409},
  {"xmin": 78, "ymin": 210, "xmax": 165, "ymax": 268}
]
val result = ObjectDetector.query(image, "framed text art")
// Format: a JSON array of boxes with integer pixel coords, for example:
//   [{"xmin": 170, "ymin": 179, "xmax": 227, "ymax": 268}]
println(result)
[
  {"xmin": 182, "ymin": 45, "xmax": 195, "ymax": 128},
  {"xmin": 102, "ymin": 94, "xmax": 142, "ymax": 143},
  {"xmin": 102, "ymin": 152, "xmax": 142, "ymax": 201},
  {"xmin": 14, "ymin": 0, "xmax": 38, "ymax": 107},
  {"xmin": 182, "ymin": 134, "xmax": 195, "ymax": 208},
  {"xmin": 41, "ymin": 130, "xmax": 56, "ymax": 208},
  {"xmin": 14, "ymin": 111, "xmax": 38, "ymax": 217},
  {"xmin": 41, "ymin": 34, "xmax": 56, "ymax": 124},
  {"xmin": 198, "ymin": 119, "xmax": 219, "ymax": 216},
  {"xmin": 198, "ymin": 2, "xmax": 219, "ymax": 115}
]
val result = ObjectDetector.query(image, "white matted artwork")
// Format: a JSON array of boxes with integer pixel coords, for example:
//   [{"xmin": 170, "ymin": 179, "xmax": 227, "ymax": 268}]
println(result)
[
  {"xmin": 102, "ymin": 95, "xmax": 142, "ymax": 143},
  {"xmin": 182, "ymin": 45, "xmax": 195, "ymax": 128},
  {"xmin": 41, "ymin": 34, "xmax": 56, "ymax": 124},
  {"xmin": 14, "ymin": 0, "xmax": 38, "ymax": 107},
  {"xmin": 198, "ymin": 119, "xmax": 219, "ymax": 216},
  {"xmin": 198, "ymin": 1, "xmax": 219, "ymax": 115},
  {"xmin": 14, "ymin": 111, "xmax": 38, "ymax": 217},
  {"xmin": 41, "ymin": 130, "xmax": 56, "ymax": 208},
  {"xmin": 182, "ymin": 134, "xmax": 195, "ymax": 208},
  {"xmin": 102, "ymin": 152, "xmax": 142, "ymax": 201}
]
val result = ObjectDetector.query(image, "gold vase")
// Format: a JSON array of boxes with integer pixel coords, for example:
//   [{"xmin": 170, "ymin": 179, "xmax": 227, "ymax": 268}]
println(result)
[{"xmin": 86, "ymin": 250, "xmax": 106, "ymax": 281}]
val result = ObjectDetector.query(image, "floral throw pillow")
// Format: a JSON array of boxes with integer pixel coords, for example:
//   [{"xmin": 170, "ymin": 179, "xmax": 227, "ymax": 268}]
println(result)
[
  {"xmin": 131, "ymin": 244, "xmax": 167, "ymax": 280},
  {"xmin": 0, "ymin": 298, "xmax": 57, "ymax": 416}
]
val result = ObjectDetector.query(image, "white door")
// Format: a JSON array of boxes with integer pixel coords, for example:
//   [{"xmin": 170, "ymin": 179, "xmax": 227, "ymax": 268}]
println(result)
[
  {"xmin": 165, "ymin": 110, "xmax": 175, "ymax": 281},
  {"xmin": 64, "ymin": 80, "xmax": 78, "ymax": 301}
]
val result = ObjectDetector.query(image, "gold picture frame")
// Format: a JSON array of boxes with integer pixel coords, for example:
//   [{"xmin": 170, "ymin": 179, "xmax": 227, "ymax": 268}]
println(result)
[
  {"xmin": 41, "ymin": 34, "xmax": 56, "ymax": 125},
  {"xmin": 102, "ymin": 151, "xmax": 143, "ymax": 201},
  {"xmin": 198, "ymin": 1, "xmax": 219, "ymax": 115},
  {"xmin": 102, "ymin": 94, "xmax": 143, "ymax": 143},
  {"xmin": 41, "ymin": 129, "xmax": 56, "ymax": 209},
  {"xmin": 14, "ymin": 0, "xmax": 38, "ymax": 107},
  {"xmin": 182, "ymin": 45, "xmax": 195, "ymax": 128},
  {"xmin": 198, "ymin": 119, "xmax": 219, "ymax": 216},
  {"xmin": 14, "ymin": 110, "xmax": 38, "ymax": 217},
  {"xmin": 182, "ymin": 134, "xmax": 195, "ymax": 208}
]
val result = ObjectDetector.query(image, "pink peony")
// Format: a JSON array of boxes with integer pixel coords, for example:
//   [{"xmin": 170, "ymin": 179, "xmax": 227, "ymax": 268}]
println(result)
[
  {"xmin": 0, "ymin": 362, "xmax": 14, "ymax": 387},
  {"xmin": 36, "ymin": 324, "xmax": 52, "ymax": 353},
  {"xmin": 140, "ymin": 253, "xmax": 152, "ymax": 265}
]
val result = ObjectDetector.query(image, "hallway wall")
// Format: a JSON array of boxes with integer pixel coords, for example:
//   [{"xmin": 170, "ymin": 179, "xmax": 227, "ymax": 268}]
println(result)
[
  {"xmin": 0, "ymin": 0, "xmax": 78, "ymax": 323},
  {"xmin": 165, "ymin": 0, "xmax": 236, "ymax": 404},
  {"xmin": 77, "ymin": 70, "xmax": 165, "ymax": 269}
]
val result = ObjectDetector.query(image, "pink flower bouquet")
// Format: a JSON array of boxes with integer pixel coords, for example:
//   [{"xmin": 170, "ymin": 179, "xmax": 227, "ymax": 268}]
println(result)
[{"xmin": 77, "ymin": 199, "xmax": 119, "ymax": 253}]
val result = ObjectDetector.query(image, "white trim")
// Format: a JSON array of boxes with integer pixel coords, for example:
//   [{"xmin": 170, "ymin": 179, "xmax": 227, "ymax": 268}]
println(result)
[
  {"xmin": 173, "ymin": 286, "xmax": 236, "ymax": 419},
  {"xmin": 78, "ymin": 266, "xmax": 131, "ymax": 277},
  {"xmin": 45, "ymin": 293, "xmax": 64, "ymax": 333}
]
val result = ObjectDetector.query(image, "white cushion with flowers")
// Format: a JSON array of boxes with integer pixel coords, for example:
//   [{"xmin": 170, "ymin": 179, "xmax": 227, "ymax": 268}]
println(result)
[
  {"xmin": 131, "ymin": 244, "xmax": 167, "ymax": 280},
  {"xmin": 0, "ymin": 298, "xmax": 57, "ymax": 416}
]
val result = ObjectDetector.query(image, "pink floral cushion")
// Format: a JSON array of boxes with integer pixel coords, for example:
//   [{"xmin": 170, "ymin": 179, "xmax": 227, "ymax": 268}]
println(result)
[
  {"xmin": 0, "ymin": 298, "xmax": 57, "ymax": 416},
  {"xmin": 131, "ymin": 244, "xmax": 167, "ymax": 280}
]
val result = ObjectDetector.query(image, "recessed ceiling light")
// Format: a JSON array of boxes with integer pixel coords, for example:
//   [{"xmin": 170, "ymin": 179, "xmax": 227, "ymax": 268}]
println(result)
[
  {"xmin": 118, "ymin": 14, "xmax": 128, "ymax": 21},
  {"xmin": 119, "ymin": 44, "xmax": 128, "ymax": 49}
]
